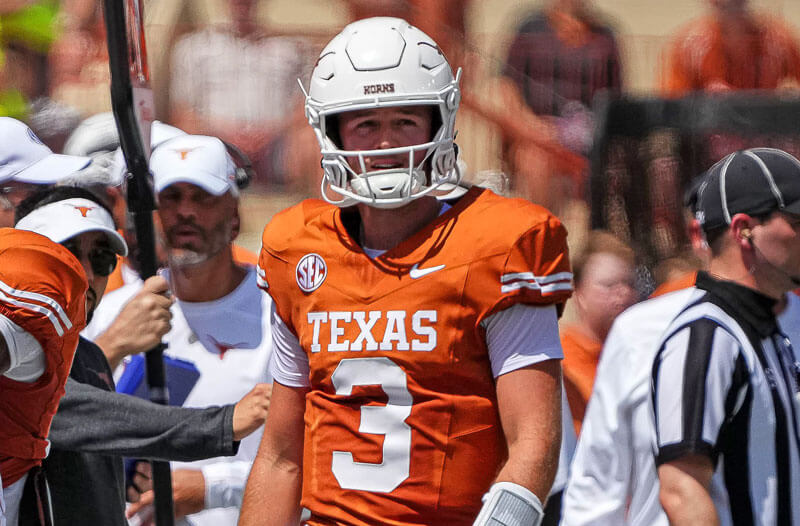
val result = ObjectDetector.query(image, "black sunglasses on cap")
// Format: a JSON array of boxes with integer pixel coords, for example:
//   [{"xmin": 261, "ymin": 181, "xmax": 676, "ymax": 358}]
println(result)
[{"xmin": 62, "ymin": 239, "xmax": 119, "ymax": 277}]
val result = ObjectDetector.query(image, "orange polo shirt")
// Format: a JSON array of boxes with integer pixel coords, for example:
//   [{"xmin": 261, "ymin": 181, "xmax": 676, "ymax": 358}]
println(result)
[{"xmin": 661, "ymin": 14, "xmax": 800, "ymax": 96}]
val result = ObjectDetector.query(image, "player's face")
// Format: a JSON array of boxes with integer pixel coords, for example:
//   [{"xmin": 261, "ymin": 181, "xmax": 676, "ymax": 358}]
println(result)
[
  {"xmin": 157, "ymin": 182, "xmax": 237, "ymax": 267},
  {"xmin": 337, "ymin": 106, "xmax": 433, "ymax": 173},
  {"xmin": 62, "ymin": 231, "xmax": 114, "ymax": 320},
  {"xmin": 575, "ymin": 251, "xmax": 638, "ymax": 337}
]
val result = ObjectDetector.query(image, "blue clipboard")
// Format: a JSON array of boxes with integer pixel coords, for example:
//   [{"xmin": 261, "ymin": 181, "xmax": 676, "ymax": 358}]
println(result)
[{"xmin": 116, "ymin": 354, "xmax": 200, "ymax": 406}]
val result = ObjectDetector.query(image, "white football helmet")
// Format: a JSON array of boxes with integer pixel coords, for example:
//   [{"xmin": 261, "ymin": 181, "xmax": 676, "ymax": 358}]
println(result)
[{"xmin": 304, "ymin": 17, "xmax": 462, "ymax": 208}]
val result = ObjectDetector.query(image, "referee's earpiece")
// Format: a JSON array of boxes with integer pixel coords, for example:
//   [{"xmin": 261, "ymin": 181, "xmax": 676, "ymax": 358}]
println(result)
[
  {"xmin": 221, "ymin": 140, "xmax": 254, "ymax": 191},
  {"xmin": 741, "ymin": 229, "xmax": 752, "ymax": 243}
]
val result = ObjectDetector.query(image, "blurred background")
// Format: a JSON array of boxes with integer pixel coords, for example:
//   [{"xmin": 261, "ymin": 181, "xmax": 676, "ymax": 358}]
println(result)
[{"xmin": 4, "ymin": 0, "xmax": 800, "ymax": 297}]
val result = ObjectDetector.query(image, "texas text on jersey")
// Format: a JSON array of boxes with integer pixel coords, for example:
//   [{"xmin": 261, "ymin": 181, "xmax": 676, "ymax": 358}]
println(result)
[{"xmin": 258, "ymin": 186, "xmax": 572, "ymax": 525}]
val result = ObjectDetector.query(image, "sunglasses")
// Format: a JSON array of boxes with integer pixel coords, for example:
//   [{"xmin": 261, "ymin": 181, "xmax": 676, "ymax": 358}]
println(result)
[{"xmin": 62, "ymin": 240, "xmax": 119, "ymax": 277}]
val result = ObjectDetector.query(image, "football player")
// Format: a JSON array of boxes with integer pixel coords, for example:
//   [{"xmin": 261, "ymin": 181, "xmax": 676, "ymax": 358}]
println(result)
[
  {"xmin": 0, "ymin": 229, "xmax": 88, "ymax": 525},
  {"xmin": 240, "ymin": 17, "xmax": 572, "ymax": 526}
]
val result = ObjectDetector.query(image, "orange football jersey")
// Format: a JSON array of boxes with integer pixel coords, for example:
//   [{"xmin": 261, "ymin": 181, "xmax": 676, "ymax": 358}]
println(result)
[
  {"xmin": 0, "ymin": 228, "xmax": 88, "ymax": 486},
  {"xmin": 258, "ymin": 187, "xmax": 572, "ymax": 525}
]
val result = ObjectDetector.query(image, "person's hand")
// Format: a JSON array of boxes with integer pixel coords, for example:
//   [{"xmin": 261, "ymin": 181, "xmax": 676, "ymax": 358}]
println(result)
[
  {"xmin": 232, "ymin": 383, "xmax": 272, "ymax": 441},
  {"xmin": 126, "ymin": 469, "xmax": 205, "ymax": 520},
  {"xmin": 95, "ymin": 275, "xmax": 173, "ymax": 369},
  {"xmin": 126, "ymin": 461, "xmax": 153, "ymax": 503}
]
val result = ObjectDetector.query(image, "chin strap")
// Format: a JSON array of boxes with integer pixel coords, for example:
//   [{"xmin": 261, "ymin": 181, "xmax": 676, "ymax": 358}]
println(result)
[{"xmin": 473, "ymin": 482, "xmax": 545, "ymax": 526}]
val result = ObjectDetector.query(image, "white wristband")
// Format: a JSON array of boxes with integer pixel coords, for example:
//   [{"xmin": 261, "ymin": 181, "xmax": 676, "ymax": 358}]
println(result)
[{"xmin": 473, "ymin": 481, "xmax": 545, "ymax": 526}]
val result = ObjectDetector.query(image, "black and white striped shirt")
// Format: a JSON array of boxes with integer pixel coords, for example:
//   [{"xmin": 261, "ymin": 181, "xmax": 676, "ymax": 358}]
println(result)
[{"xmin": 652, "ymin": 272, "xmax": 800, "ymax": 526}]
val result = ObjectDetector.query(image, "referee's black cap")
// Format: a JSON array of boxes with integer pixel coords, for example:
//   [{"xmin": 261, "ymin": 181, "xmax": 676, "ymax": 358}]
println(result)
[{"xmin": 694, "ymin": 148, "xmax": 800, "ymax": 232}]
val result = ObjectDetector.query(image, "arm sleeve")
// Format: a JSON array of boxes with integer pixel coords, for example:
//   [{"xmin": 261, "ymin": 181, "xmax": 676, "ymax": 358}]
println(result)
[
  {"xmin": 483, "ymin": 303, "xmax": 562, "ymax": 378},
  {"xmin": 202, "ymin": 460, "xmax": 252, "ymax": 509},
  {"xmin": 651, "ymin": 319, "xmax": 749, "ymax": 466},
  {"xmin": 48, "ymin": 378, "xmax": 238, "ymax": 461},
  {"xmin": 267, "ymin": 303, "xmax": 310, "ymax": 388},
  {"xmin": 562, "ymin": 322, "xmax": 636, "ymax": 525}
]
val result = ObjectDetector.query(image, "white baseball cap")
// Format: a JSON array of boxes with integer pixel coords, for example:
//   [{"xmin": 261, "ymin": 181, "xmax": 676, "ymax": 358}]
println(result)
[
  {"xmin": 15, "ymin": 197, "xmax": 128, "ymax": 256},
  {"xmin": 150, "ymin": 135, "xmax": 238, "ymax": 196},
  {"xmin": 0, "ymin": 117, "xmax": 91, "ymax": 184}
]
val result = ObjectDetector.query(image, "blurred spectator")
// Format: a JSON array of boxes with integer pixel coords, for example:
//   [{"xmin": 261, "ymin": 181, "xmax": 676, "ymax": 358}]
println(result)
[
  {"xmin": 169, "ymin": 0, "xmax": 309, "ymax": 187},
  {"xmin": 481, "ymin": 0, "xmax": 619, "ymax": 208},
  {"xmin": 504, "ymin": 0, "xmax": 621, "ymax": 127},
  {"xmin": 661, "ymin": 0, "xmax": 800, "ymax": 96},
  {"xmin": 47, "ymin": 0, "xmax": 112, "ymax": 118},
  {"xmin": 559, "ymin": 230, "xmax": 637, "ymax": 435},
  {"xmin": 0, "ymin": 117, "xmax": 89, "ymax": 228}
]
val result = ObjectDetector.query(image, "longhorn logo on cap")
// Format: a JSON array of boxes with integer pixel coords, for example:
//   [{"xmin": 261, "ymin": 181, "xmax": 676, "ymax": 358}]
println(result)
[
  {"xmin": 73, "ymin": 205, "xmax": 95, "ymax": 217},
  {"xmin": 174, "ymin": 148, "xmax": 198, "ymax": 160}
]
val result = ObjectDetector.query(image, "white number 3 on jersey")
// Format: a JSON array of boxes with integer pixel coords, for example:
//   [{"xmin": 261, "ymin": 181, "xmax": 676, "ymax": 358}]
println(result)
[{"xmin": 330, "ymin": 357, "xmax": 413, "ymax": 493}]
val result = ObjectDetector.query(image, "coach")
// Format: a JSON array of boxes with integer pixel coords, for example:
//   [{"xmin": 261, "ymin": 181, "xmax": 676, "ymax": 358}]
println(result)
[{"xmin": 652, "ymin": 148, "xmax": 800, "ymax": 525}]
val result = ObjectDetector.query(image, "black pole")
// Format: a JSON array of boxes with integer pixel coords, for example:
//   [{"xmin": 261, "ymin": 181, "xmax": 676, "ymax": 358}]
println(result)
[{"xmin": 102, "ymin": 1, "xmax": 174, "ymax": 524}]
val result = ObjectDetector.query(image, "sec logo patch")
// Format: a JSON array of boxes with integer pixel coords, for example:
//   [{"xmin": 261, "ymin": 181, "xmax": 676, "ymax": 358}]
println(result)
[{"xmin": 296, "ymin": 253, "xmax": 327, "ymax": 292}]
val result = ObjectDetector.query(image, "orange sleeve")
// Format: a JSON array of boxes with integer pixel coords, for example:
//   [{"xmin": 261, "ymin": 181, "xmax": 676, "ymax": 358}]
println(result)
[
  {"xmin": 0, "ymin": 230, "xmax": 87, "ymax": 345},
  {"xmin": 483, "ymin": 213, "xmax": 572, "ymax": 321}
]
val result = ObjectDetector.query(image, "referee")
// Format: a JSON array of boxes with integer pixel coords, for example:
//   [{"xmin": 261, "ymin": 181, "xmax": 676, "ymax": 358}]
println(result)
[{"xmin": 652, "ymin": 148, "xmax": 800, "ymax": 526}]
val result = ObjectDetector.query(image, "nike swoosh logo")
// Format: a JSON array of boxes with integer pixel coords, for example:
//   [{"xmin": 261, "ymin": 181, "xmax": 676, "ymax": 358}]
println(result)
[{"xmin": 409, "ymin": 263, "xmax": 446, "ymax": 279}]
